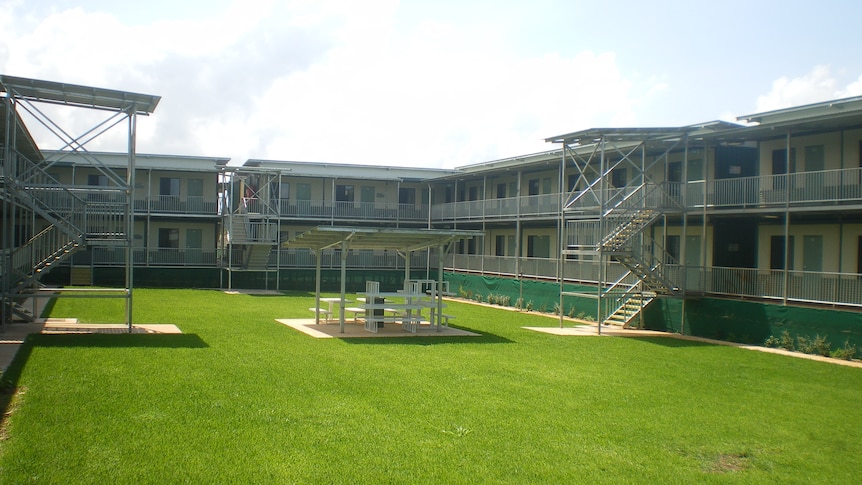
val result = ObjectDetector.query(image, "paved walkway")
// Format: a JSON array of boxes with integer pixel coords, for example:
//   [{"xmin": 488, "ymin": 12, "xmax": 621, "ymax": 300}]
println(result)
[
  {"xmin": 276, "ymin": 318, "xmax": 480, "ymax": 338},
  {"xmin": 524, "ymin": 324, "xmax": 862, "ymax": 368}
]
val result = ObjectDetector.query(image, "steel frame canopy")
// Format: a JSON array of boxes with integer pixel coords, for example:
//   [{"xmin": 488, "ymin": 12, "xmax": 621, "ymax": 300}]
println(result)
[
  {"xmin": 283, "ymin": 226, "xmax": 484, "ymax": 333},
  {"xmin": 1, "ymin": 74, "xmax": 160, "ymax": 330}
]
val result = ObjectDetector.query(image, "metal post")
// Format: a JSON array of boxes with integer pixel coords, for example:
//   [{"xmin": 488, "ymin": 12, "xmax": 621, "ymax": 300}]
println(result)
[
  {"xmin": 126, "ymin": 108, "xmax": 137, "ymax": 331},
  {"xmin": 558, "ymin": 147, "xmax": 565, "ymax": 328},
  {"xmin": 314, "ymin": 249, "xmax": 322, "ymax": 324},
  {"xmin": 597, "ymin": 137, "xmax": 605, "ymax": 335},
  {"xmin": 340, "ymin": 241, "xmax": 347, "ymax": 334},
  {"xmin": 437, "ymin": 244, "xmax": 445, "ymax": 331}
]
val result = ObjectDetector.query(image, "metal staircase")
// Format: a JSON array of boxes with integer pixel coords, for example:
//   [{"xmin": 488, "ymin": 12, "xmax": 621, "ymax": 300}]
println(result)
[
  {"xmin": 564, "ymin": 183, "xmax": 680, "ymax": 327},
  {"xmin": 2, "ymin": 155, "xmax": 90, "ymax": 321}
]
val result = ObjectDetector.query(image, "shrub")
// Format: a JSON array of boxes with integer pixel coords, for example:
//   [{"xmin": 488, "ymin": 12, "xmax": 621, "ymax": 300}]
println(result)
[
  {"xmin": 515, "ymin": 297, "xmax": 524, "ymax": 310},
  {"xmin": 830, "ymin": 340, "xmax": 858, "ymax": 361},
  {"xmin": 525, "ymin": 300, "xmax": 534, "ymax": 312}
]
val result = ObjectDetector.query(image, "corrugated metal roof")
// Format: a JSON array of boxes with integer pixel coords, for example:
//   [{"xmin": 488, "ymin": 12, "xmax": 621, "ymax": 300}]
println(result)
[
  {"xmin": 244, "ymin": 159, "xmax": 459, "ymax": 182},
  {"xmin": 0, "ymin": 74, "xmax": 160, "ymax": 115}
]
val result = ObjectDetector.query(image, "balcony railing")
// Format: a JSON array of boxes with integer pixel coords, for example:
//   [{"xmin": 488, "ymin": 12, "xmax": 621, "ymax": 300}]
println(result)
[
  {"xmin": 134, "ymin": 196, "xmax": 218, "ymax": 215},
  {"xmin": 270, "ymin": 199, "xmax": 428, "ymax": 222},
  {"xmin": 432, "ymin": 167, "xmax": 862, "ymax": 223},
  {"xmin": 443, "ymin": 254, "xmax": 862, "ymax": 308}
]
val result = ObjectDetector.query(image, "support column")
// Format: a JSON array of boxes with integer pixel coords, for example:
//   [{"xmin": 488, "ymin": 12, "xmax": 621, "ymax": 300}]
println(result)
[
  {"xmin": 314, "ymin": 249, "xmax": 322, "ymax": 324},
  {"xmin": 340, "ymin": 240, "xmax": 347, "ymax": 334},
  {"xmin": 125, "ymin": 108, "xmax": 137, "ymax": 332}
]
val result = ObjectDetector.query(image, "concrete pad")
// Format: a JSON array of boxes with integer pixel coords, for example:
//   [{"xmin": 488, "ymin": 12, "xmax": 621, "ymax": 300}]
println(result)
[
  {"xmin": 0, "ymin": 320, "xmax": 183, "ymax": 373},
  {"xmin": 524, "ymin": 325, "xmax": 673, "ymax": 337},
  {"xmin": 276, "ymin": 318, "xmax": 480, "ymax": 339}
]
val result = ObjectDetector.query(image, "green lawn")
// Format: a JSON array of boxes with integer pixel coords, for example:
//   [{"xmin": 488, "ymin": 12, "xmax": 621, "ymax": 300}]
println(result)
[{"xmin": 1, "ymin": 289, "xmax": 860, "ymax": 483}]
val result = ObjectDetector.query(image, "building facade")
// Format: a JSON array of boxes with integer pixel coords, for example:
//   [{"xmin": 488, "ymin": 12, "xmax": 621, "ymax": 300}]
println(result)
[{"xmin": 3, "ymin": 74, "xmax": 860, "ymax": 346}]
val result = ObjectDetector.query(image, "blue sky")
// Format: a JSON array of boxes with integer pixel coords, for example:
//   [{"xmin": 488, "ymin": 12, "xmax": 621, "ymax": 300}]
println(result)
[{"xmin": 3, "ymin": 0, "xmax": 861, "ymax": 167}]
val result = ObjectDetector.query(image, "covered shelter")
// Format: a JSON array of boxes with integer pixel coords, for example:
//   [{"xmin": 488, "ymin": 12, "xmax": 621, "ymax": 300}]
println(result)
[{"xmin": 283, "ymin": 226, "xmax": 483, "ymax": 333}]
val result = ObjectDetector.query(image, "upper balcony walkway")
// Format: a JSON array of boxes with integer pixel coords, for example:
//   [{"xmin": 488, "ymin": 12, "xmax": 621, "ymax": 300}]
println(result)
[{"xmin": 433, "ymin": 167, "xmax": 862, "ymax": 222}]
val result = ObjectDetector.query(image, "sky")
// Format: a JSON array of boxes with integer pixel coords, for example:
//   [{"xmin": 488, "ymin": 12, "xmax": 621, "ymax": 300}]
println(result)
[{"xmin": 3, "ymin": 0, "xmax": 862, "ymax": 168}]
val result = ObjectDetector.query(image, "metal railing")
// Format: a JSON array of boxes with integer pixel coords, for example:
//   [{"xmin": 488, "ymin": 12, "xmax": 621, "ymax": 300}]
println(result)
[
  {"xmin": 133, "ymin": 196, "xmax": 217, "ymax": 214},
  {"xmin": 442, "ymin": 254, "xmax": 862, "ymax": 308}
]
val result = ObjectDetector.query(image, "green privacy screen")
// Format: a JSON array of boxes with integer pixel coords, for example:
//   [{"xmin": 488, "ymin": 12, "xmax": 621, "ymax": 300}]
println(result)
[{"xmin": 444, "ymin": 272, "xmax": 862, "ymax": 349}]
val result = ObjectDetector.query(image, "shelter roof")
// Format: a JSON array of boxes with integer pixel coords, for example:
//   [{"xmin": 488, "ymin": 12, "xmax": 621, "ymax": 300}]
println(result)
[
  {"xmin": 283, "ymin": 226, "xmax": 483, "ymax": 252},
  {"xmin": 0, "ymin": 74, "xmax": 160, "ymax": 115},
  {"xmin": 544, "ymin": 127, "xmax": 691, "ymax": 146}
]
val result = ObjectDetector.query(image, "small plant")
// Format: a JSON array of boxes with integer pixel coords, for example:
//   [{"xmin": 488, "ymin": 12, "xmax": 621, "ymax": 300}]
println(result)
[
  {"xmin": 539, "ymin": 303, "xmax": 548, "ymax": 314},
  {"xmin": 567, "ymin": 306, "xmax": 576, "ymax": 318},
  {"xmin": 779, "ymin": 330, "xmax": 795, "ymax": 351},
  {"xmin": 515, "ymin": 297, "xmax": 524, "ymax": 310},
  {"xmin": 500, "ymin": 295, "xmax": 511, "ymax": 306},
  {"xmin": 525, "ymin": 300, "xmax": 534, "ymax": 312},
  {"xmin": 487, "ymin": 294, "xmax": 498, "ymax": 305},
  {"xmin": 811, "ymin": 335, "xmax": 831, "ymax": 357},
  {"xmin": 830, "ymin": 340, "xmax": 858, "ymax": 360},
  {"xmin": 552, "ymin": 303, "xmax": 561, "ymax": 315},
  {"xmin": 474, "ymin": 293, "xmax": 484, "ymax": 303},
  {"xmin": 576, "ymin": 311, "xmax": 586, "ymax": 320},
  {"xmin": 796, "ymin": 334, "xmax": 812, "ymax": 354}
]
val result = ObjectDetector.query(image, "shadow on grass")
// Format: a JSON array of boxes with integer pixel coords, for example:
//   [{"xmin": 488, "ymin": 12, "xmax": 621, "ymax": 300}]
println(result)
[
  {"xmin": 27, "ymin": 333, "xmax": 209, "ymax": 349},
  {"xmin": 0, "ymin": 332, "xmax": 208, "ymax": 438},
  {"xmin": 341, "ymin": 327, "xmax": 513, "ymax": 346},
  {"xmin": 617, "ymin": 335, "xmax": 717, "ymax": 349}
]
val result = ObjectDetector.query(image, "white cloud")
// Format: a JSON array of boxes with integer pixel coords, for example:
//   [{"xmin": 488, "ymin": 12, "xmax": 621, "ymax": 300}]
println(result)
[
  {"xmin": 1, "ymin": 0, "xmax": 654, "ymax": 168},
  {"xmin": 755, "ymin": 65, "xmax": 844, "ymax": 112}
]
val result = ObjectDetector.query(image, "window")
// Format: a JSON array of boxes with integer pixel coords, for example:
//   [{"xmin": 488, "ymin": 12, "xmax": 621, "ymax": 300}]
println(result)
[
  {"xmin": 772, "ymin": 149, "xmax": 796, "ymax": 191},
  {"xmin": 468, "ymin": 186, "xmax": 478, "ymax": 201},
  {"xmin": 362, "ymin": 186, "xmax": 376, "ymax": 204},
  {"xmin": 804, "ymin": 145, "xmax": 825, "ymax": 172},
  {"xmin": 770, "ymin": 235, "xmax": 794, "ymax": 270},
  {"xmin": 496, "ymin": 183, "xmax": 506, "ymax": 199},
  {"xmin": 467, "ymin": 237, "xmax": 477, "ymax": 255},
  {"xmin": 399, "ymin": 187, "xmax": 415, "ymax": 205},
  {"xmin": 160, "ymin": 177, "xmax": 180, "ymax": 196},
  {"xmin": 542, "ymin": 178, "xmax": 552, "ymax": 194},
  {"xmin": 336, "ymin": 184, "xmax": 354, "ymax": 202},
  {"xmin": 668, "ymin": 162, "xmax": 682, "ymax": 183},
  {"xmin": 528, "ymin": 179, "xmax": 540, "ymax": 196},
  {"xmin": 88, "ymin": 174, "xmax": 108, "ymax": 186},
  {"xmin": 611, "ymin": 168, "xmax": 627, "ymax": 188},
  {"xmin": 269, "ymin": 181, "xmax": 289, "ymax": 200},
  {"xmin": 158, "ymin": 228, "xmax": 180, "ymax": 249},
  {"xmin": 296, "ymin": 183, "xmax": 311, "ymax": 201},
  {"xmin": 188, "ymin": 178, "xmax": 204, "ymax": 197},
  {"xmin": 495, "ymin": 235, "xmax": 505, "ymax": 256},
  {"xmin": 687, "ymin": 159, "xmax": 704, "ymax": 181},
  {"xmin": 666, "ymin": 235, "xmax": 680, "ymax": 264},
  {"xmin": 526, "ymin": 235, "xmax": 550, "ymax": 258},
  {"xmin": 567, "ymin": 174, "xmax": 580, "ymax": 191},
  {"xmin": 858, "ymin": 236, "xmax": 862, "ymax": 274}
]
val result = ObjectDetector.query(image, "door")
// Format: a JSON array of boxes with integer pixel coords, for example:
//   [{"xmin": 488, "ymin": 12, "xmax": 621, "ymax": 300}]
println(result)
[
  {"xmin": 685, "ymin": 235, "xmax": 702, "ymax": 290},
  {"xmin": 186, "ymin": 228, "xmax": 202, "ymax": 264},
  {"xmin": 802, "ymin": 235, "xmax": 823, "ymax": 272}
]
